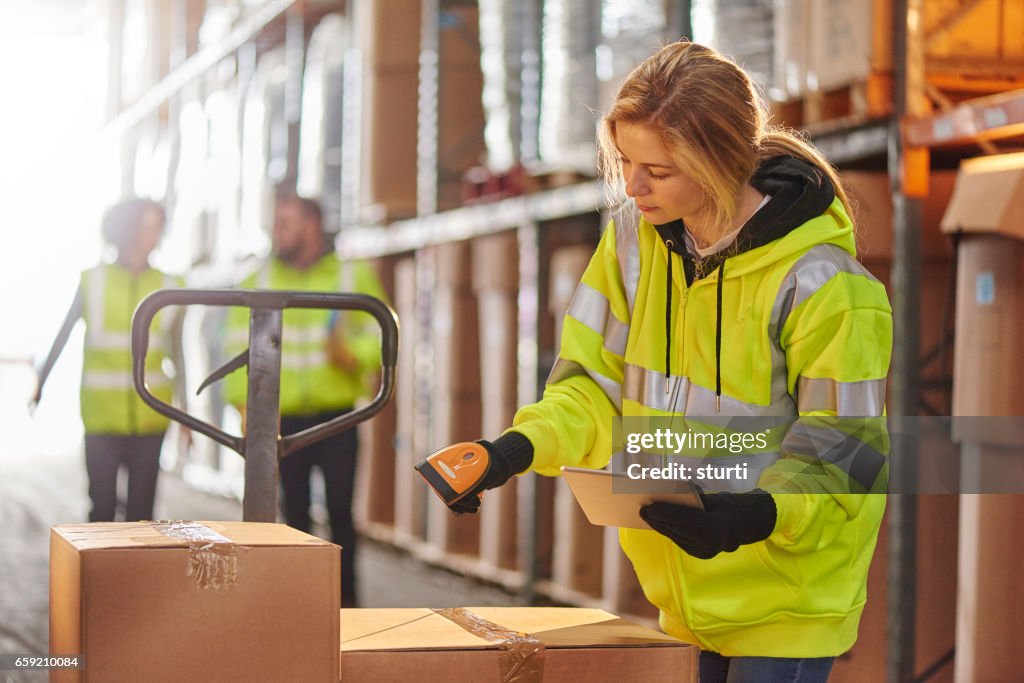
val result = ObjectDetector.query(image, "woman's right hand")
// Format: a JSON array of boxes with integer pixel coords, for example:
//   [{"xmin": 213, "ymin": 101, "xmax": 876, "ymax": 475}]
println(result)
[
  {"xmin": 417, "ymin": 432, "xmax": 534, "ymax": 515},
  {"xmin": 444, "ymin": 440, "xmax": 512, "ymax": 514}
]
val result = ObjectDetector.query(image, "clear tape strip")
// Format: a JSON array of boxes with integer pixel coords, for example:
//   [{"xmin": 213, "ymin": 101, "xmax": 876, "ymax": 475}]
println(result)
[
  {"xmin": 153, "ymin": 521, "xmax": 238, "ymax": 589},
  {"xmin": 433, "ymin": 608, "xmax": 545, "ymax": 683}
]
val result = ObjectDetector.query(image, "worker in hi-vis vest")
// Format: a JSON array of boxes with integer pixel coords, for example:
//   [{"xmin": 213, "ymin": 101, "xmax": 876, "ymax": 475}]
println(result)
[
  {"xmin": 223, "ymin": 192, "xmax": 386, "ymax": 607},
  {"xmin": 33, "ymin": 198, "xmax": 187, "ymax": 523}
]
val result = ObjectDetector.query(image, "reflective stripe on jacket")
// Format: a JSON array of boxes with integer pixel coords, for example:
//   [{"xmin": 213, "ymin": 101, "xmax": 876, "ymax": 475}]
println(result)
[
  {"xmin": 510, "ymin": 195, "xmax": 893, "ymax": 657},
  {"xmin": 80, "ymin": 263, "xmax": 181, "ymax": 434},
  {"xmin": 223, "ymin": 255, "xmax": 386, "ymax": 416}
]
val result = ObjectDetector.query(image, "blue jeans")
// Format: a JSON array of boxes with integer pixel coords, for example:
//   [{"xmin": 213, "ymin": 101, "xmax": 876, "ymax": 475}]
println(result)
[{"xmin": 700, "ymin": 651, "xmax": 835, "ymax": 683}]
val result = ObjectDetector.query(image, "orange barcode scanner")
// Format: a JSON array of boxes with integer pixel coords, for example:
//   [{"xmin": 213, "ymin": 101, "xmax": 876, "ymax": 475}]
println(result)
[{"xmin": 415, "ymin": 442, "xmax": 491, "ymax": 505}]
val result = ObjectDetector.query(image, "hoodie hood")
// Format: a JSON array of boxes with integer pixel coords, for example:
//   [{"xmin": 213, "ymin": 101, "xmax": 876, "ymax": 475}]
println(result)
[
  {"xmin": 653, "ymin": 155, "xmax": 841, "ymax": 284},
  {"xmin": 650, "ymin": 155, "xmax": 843, "ymax": 411}
]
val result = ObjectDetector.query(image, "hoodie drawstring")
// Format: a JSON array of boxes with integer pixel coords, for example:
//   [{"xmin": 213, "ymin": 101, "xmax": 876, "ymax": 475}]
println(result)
[
  {"xmin": 714, "ymin": 259, "xmax": 725, "ymax": 413},
  {"xmin": 665, "ymin": 241, "xmax": 674, "ymax": 393}
]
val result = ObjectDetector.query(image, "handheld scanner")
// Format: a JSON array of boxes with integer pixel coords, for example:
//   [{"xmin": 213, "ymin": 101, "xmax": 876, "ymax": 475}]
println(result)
[{"xmin": 415, "ymin": 442, "xmax": 490, "ymax": 505}]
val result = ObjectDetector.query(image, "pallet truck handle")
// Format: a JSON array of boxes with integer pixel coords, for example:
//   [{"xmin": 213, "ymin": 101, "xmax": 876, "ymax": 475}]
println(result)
[{"xmin": 131, "ymin": 288, "xmax": 399, "ymax": 457}]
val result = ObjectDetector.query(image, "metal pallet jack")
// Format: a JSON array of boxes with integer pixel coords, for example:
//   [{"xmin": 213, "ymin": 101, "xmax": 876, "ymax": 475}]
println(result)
[{"xmin": 130, "ymin": 288, "xmax": 398, "ymax": 522}]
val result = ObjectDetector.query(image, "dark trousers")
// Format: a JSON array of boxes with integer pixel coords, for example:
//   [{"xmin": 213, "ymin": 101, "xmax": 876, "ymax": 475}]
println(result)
[
  {"xmin": 84, "ymin": 433, "xmax": 165, "ymax": 522},
  {"xmin": 699, "ymin": 651, "xmax": 835, "ymax": 683},
  {"xmin": 279, "ymin": 410, "xmax": 359, "ymax": 605}
]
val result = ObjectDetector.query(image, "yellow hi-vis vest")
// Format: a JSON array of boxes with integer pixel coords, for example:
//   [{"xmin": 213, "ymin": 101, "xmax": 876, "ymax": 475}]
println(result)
[
  {"xmin": 223, "ymin": 255, "xmax": 387, "ymax": 416},
  {"xmin": 509, "ymin": 197, "xmax": 892, "ymax": 658},
  {"xmin": 80, "ymin": 263, "xmax": 182, "ymax": 434}
]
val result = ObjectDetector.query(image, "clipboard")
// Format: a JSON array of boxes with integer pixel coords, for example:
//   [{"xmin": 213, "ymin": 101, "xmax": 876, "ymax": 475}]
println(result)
[{"xmin": 560, "ymin": 466, "xmax": 704, "ymax": 530}]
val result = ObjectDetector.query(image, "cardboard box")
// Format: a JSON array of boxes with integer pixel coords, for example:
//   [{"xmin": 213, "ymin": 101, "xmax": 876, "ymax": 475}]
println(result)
[
  {"xmin": 393, "ymin": 258, "xmax": 427, "ymax": 543},
  {"xmin": 956, "ymin": 493, "xmax": 1024, "ymax": 682},
  {"xmin": 353, "ymin": 260, "xmax": 397, "ymax": 530},
  {"xmin": 472, "ymin": 232, "xmax": 519, "ymax": 293},
  {"xmin": 438, "ymin": 6, "xmax": 487, "ymax": 212},
  {"xmin": 479, "ymin": 479, "xmax": 519, "ymax": 571},
  {"xmin": 808, "ymin": 0, "xmax": 874, "ymax": 91},
  {"xmin": 339, "ymin": 607, "xmax": 697, "ymax": 682},
  {"xmin": 951, "ymin": 237, "xmax": 1024, "ymax": 422},
  {"xmin": 433, "ymin": 289, "xmax": 481, "ymax": 399},
  {"xmin": 773, "ymin": 0, "xmax": 811, "ymax": 99},
  {"xmin": 552, "ymin": 479, "xmax": 604, "ymax": 597},
  {"xmin": 50, "ymin": 522, "xmax": 340, "ymax": 683},
  {"xmin": 844, "ymin": 170, "xmax": 958, "ymax": 260},
  {"xmin": 363, "ymin": 68, "xmax": 420, "ymax": 221},
  {"xmin": 476, "ymin": 290, "xmax": 518, "ymax": 434},
  {"xmin": 434, "ymin": 241, "xmax": 475, "ymax": 290},
  {"xmin": 940, "ymin": 153, "xmax": 1024, "ymax": 240},
  {"xmin": 357, "ymin": 0, "xmax": 421, "ymax": 71},
  {"xmin": 475, "ymin": 288, "xmax": 520, "ymax": 572},
  {"xmin": 548, "ymin": 245, "xmax": 595, "ymax": 350}
]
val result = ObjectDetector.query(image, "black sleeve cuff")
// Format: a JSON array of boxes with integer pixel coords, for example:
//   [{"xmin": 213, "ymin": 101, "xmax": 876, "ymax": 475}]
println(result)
[
  {"xmin": 735, "ymin": 489, "xmax": 778, "ymax": 545},
  {"xmin": 487, "ymin": 431, "xmax": 535, "ymax": 476}
]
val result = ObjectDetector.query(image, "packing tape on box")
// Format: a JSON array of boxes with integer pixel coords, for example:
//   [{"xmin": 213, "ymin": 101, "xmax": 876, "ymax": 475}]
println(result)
[
  {"xmin": 154, "ymin": 521, "xmax": 238, "ymax": 589},
  {"xmin": 433, "ymin": 608, "xmax": 545, "ymax": 682}
]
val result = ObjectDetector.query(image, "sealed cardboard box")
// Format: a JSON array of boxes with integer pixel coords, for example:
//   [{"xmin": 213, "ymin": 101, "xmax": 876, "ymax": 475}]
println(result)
[
  {"xmin": 339, "ymin": 607, "xmax": 696, "ymax": 682},
  {"xmin": 940, "ymin": 153, "xmax": 1024, "ymax": 240},
  {"xmin": 50, "ymin": 521, "xmax": 340, "ymax": 683}
]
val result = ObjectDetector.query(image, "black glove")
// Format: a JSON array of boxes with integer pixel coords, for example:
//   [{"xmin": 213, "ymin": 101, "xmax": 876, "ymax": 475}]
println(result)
[
  {"xmin": 639, "ymin": 489, "xmax": 777, "ymax": 560},
  {"xmin": 448, "ymin": 432, "xmax": 534, "ymax": 514}
]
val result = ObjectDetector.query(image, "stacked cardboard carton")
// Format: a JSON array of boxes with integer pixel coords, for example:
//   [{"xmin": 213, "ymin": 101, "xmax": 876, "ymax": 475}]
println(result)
[
  {"xmin": 355, "ymin": 258, "xmax": 397, "ymax": 530},
  {"xmin": 473, "ymin": 233, "xmax": 521, "ymax": 572},
  {"xmin": 355, "ymin": 1, "xmax": 486, "ymax": 220},
  {"xmin": 547, "ymin": 245, "xmax": 606, "ymax": 599},
  {"xmin": 393, "ymin": 258, "xmax": 428, "ymax": 545},
  {"xmin": 940, "ymin": 154, "xmax": 1024, "ymax": 681},
  {"xmin": 428, "ymin": 241, "xmax": 482, "ymax": 557},
  {"xmin": 339, "ymin": 607, "xmax": 697, "ymax": 682},
  {"xmin": 50, "ymin": 522, "xmax": 340, "ymax": 683},
  {"xmin": 355, "ymin": 0, "xmax": 420, "ymax": 221},
  {"xmin": 436, "ymin": 5, "xmax": 487, "ymax": 211}
]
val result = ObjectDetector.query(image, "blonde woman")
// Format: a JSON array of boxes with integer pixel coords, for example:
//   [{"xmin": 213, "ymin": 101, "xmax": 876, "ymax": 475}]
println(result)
[{"xmin": 430, "ymin": 41, "xmax": 891, "ymax": 682}]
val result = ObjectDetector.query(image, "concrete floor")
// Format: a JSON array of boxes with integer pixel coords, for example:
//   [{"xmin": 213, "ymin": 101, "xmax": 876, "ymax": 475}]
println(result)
[{"xmin": 0, "ymin": 368, "xmax": 515, "ymax": 683}]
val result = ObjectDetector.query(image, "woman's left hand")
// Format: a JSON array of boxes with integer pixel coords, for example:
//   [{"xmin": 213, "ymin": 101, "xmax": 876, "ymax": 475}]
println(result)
[{"xmin": 640, "ymin": 490, "xmax": 778, "ymax": 559}]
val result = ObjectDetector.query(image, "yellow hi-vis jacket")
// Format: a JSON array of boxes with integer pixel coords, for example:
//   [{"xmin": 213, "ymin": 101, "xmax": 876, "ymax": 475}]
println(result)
[
  {"xmin": 509, "ymin": 191, "xmax": 892, "ymax": 657},
  {"xmin": 80, "ymin": 263, "xmax": 182, "ymax": 434},
  {"xmin": 223, "ymin": 255, "xmax": 386, "ymax": 416}
]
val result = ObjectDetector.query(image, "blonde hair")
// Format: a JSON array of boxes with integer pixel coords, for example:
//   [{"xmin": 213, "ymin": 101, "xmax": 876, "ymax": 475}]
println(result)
[{"xmin": 598, "ymin": 41, "xmax": 853, "ymax": 240}]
